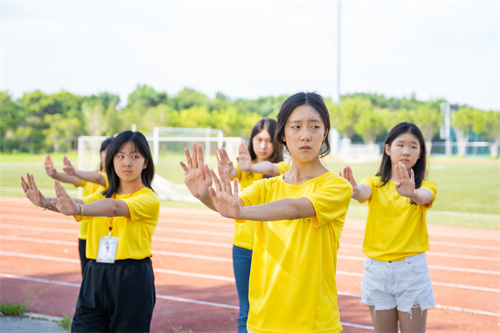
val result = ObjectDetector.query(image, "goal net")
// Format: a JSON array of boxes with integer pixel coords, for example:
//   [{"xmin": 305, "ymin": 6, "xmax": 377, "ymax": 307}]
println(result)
[{"xmin": 77, "ymin": 128, "xmax": 242, "ymax": 202}]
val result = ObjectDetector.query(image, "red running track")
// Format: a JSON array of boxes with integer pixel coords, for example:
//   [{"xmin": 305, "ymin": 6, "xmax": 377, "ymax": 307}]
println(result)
[{"xmin": 1, "ymin": 196, "xmax": 499, "ymax": 332}]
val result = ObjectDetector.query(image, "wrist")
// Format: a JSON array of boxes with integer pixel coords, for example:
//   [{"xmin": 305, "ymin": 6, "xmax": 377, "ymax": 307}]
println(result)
[
  {"xmin": 410, "ymin": 189, "xmax": 418, "ymax": 200},
  {"xmin": 40, "ymin": 197, "xmax": 52, "ymax": 211},
  {"xmin": 73, "ymin": 204, "xmax": 84, "ymax": 221}
]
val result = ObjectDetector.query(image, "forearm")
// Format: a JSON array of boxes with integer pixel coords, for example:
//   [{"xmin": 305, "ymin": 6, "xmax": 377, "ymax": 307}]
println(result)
[
  {"xmin": 80, "ymin": 199, "xmax": 130, "ymax": 217},
  {"xmin": 75, "ymin": 170, "xmax": 106, "ymax": 186},
  {"xmin": 41, "ymin": 196, "xmax": 83, "ymax": 212},
  {"xmin": 408, "ymin": 188, "xmax": 433, "ymax": 205},
  {"xmin": 352, "ymin": 184, "xmax": 371, "ymax": 202},
  {"xmin": 50, "ymin": 172, "xmax": 83, "ymax": 186},
  {"xmin": 249, "ymin": 161, "xmax": 280, "ymax": 176},
  {"xmin": 195, "ymin": 194, "xmax": 218, "ymax": 212},
  {"xmin": 240, "ymin": 198, "xmax": 315, "ymax": 221}
]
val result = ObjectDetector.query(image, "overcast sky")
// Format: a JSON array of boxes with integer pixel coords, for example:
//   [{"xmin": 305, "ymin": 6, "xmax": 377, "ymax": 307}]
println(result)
[{"xmin": 2, "ymin": 1, "xmax": 499, "ymax": 110}]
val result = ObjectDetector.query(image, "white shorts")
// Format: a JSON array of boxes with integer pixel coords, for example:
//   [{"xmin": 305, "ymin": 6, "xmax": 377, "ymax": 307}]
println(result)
[{"xmin": 361, "ymin": 253, "xmax": 436, "ymax": 316}]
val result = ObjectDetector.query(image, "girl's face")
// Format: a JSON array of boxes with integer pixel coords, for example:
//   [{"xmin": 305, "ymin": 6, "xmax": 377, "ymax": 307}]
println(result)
[
  {"xmin": 385, "ymin": 132, "xmax": 421, "ymax": 170},
  {"xmin": 252, "ymin": 129, "xmax": 274, "ymax": 163},
  {"xmin": 282, "ymin": 104, "xmax": 326, "ymax": 163},
  {"xmin": 113, "ymin": 142, "xmax": 147, "ymax": 185}
]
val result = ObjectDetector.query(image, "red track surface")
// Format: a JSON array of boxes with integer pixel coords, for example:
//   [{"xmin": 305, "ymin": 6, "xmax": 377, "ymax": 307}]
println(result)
[{"xmin": 1, "ymin": 196, "xmax": 499, "ymax": 332}]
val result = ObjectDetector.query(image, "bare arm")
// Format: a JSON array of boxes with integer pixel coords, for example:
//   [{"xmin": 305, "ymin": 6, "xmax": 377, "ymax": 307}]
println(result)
[
  {"xmin": 54, "ymin": 181, "xmax": 129, "ymax": 217},
  {"xmin": 63, "ymin": 156, "xmax": 106, "ymax": 187},
  {"xmin": 180, "ymin": 143, "xmax": 219, "ymax": 211},
  {"xmin": 216, "ymin": 147, "xmax": 238, "ymax": 179},
  {"xmin": 208, "ymin": 166, "xmax": 315, "ymax": 221},
  {"xmin": 44, "ymin": 155, "xmax": 83, "ymax": 186},
  {"xmin": 394, "ymin": 163, "xmax": 433, "ymax": 205},
  {"xmin": 340, "ymin": 166, "xmax": 371, "ymax": 202},
  {"xmin": 247, "ymin": 161, "xmax": 280, "ymax": 176},
  {"xmin": 21, "ymin": 173, "xmax": 82, "ymax": 212}
]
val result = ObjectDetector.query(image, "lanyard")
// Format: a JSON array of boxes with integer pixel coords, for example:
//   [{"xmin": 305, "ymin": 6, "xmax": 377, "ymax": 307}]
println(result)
[{"xmin": 108, "ymin": 183, "xmax": 143, "ymax": 235}]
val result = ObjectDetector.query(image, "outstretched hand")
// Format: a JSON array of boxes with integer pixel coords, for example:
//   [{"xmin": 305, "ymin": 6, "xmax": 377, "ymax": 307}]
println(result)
[
  {"xmin": 44, "ymin": 155, "xmax": 57, "ymax": 177},
  {"xmin": 53, "ymin": 181, "xmax": 79, "ymax": 216},
  {"xmin": 21, "ymin": 173, "xmax": 47, "ymax": 208},
  {"xmin": 394, "ymin": 162, "xmax": 416, "ymax": 198},
  {"xmin": 236, "ymin": 141, "xmax": 252, "ymax": 172},
  {"xmin": 179, "ymin": 143, "xmax": 213, "ymax": 199},
  {"xmin": 209, "ymin": 165, "xmax": 242, "ymax": 219},
  {"xmin": 216, "ymin": 147, "xmax": 234, "ymax": 175},
  {"xmin": 340, "ymin": 166, "xmax": 360, "ymax": 198},
  {"xmin": 62, "ymin": 156, "xmax": 76, "ymax": 176}
]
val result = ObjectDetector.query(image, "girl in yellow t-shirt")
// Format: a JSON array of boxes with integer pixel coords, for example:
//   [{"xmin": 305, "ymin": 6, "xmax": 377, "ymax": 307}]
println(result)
[
  {"xmin": 22, "ymin": 130, "xmax": 159, "ymax": 333},
  {"xmin": 341, "ymin": 122, "xmax": 437, "ymax": 333},
  {"xmin": 181, "ymin": 92, "xmax": 352, "ymax": 333},
  {"xmin": 216, "ymin": 118, "xmax": 290, "ymax": 333},
  {"xmin": 43, "ymin": 137, "xmax": 113, "ymax": 276}
]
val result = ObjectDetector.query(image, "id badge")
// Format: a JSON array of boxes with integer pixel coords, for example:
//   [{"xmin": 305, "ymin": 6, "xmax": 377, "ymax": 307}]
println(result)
[{"xmin": 96, "ymin": 236, "xmax": 118, "ymax": 264}]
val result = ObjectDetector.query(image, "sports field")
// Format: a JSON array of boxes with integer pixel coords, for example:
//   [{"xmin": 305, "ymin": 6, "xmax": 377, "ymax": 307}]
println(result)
[{"xmin": 0, "ymin": 155, "xmax": 499, "ymax": 332}]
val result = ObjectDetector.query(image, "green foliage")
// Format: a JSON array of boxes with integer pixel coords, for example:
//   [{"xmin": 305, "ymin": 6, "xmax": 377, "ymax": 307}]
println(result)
[
  {"xmin": 59, "ymin": 314, "xmax": 72, "ymax": 330},
  {"xmin": 0, "ymin": 87, "xmax": 496, "ymax": 154},
  {"xmin": 0, "ymin": 302, "xmax": 29, "ymax": 316},
  {"xmin": 473, "ymin": 110, "xmax": 500, "ymax": 141}
]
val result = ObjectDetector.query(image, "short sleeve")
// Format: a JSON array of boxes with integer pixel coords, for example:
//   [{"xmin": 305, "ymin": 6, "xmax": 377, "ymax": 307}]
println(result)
[
  {"xmin": 81, "ymin": 191, "xmax": 104, "ymax": 204},
  {"xmin": 420, "ymin": 180, "xmax": 437, "ymax": 209},
  {"xmin": 122, "ymin": 191, "xmax": 160, "ymax": 223},
  {"xmin": 304, "ymin": 177, "xmax": 352, "ymax": 228},
  {"xmin": 276, "ymin": 161, "xmax": 291, "ymax": 174}
]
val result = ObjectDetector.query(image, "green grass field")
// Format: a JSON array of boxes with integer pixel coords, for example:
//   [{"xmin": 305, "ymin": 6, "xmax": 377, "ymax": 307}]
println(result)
[{"xmin": 1, "ymin": 153, "xmax": 498, "ymax": 229}]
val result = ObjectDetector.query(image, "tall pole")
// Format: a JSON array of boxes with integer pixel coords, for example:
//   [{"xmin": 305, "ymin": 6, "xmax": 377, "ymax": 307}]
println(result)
[{"xmin": 336, "ymin": 1, "xmax": 342, "ymax": 105}]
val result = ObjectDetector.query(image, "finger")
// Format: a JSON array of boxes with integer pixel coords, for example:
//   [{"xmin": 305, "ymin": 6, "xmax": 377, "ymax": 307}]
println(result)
[
  {"xmin": 233, "ymin": 178, "xmax": 239, "ymax": 198},
  {"xmin": 191, "ymin": 143, "xmax": 198, "ymax": 169},
  {"xmin": 184, "ymin": 147, "xmax": 193, "ymax": 170},
  {"xmin": 216, "ymin": 149, "xmax": 221, "ymax": 163},
  {"xmin": 179, "ymin": 161, "xmax": 189, "ymax": 174},
  {"xmin": 211, "ymin": 169, "xmax": 222, "ymax": 192},
  {"xmin": 217, "ymin": 165, "xmax": 226, "ymax": 192},
  {"xmin": 197, "ymin": 144, "xmax": 205, "ymax": 167},
  {"xmin": 410, "ymin": 168, "xmax": 415, "ymax": 181},
  {"xmin": 203, "ymin": 165, "xmax": 213, "ymax": 186},
  {"xmin": 223, "ymin": 168, "xmax": 232, "ymax": 196},
  {"xmin": 21, "ymin": 176, "xmax": 28, "ymax": 192},
  {"xmin": 208, "ymin": 186, "xmax": 219, "ymax": 207}
]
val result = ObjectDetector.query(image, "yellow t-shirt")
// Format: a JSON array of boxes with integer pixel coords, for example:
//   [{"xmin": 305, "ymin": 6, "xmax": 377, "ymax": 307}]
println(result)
[
  {"xmin": 360, "ymin": 176, "xmax": 437, "ymax": 261},
  {"xmin": 76, "ymin": 173, "xmax": 109, "ymax": 240},
  {"xmin": 233, "ymin": 161, "xmax": 291, "ymax": 250},
  {"xmin": 239, "ymin": 171, "xmax": 352, "ymax": 333},
  {"xmin": 82, "ymin": 187, "xmax": 160, "ymax": 260}
]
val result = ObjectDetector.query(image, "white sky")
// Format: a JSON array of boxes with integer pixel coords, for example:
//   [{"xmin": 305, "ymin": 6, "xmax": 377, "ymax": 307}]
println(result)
[{"xmin": 2, "ymin": 1, "xmax": 499, "ymax": 110}]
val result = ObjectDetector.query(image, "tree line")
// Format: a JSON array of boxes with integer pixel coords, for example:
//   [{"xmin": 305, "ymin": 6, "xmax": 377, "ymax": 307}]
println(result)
[{"xmin": 1, "ymin": 85, "xmax": 499, "ymax": 157}]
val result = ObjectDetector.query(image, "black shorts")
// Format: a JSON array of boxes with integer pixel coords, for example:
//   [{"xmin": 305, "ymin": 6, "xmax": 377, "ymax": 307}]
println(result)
[{"xmin": 71, "ymin": 258, "xmax": 156, "ymax": 333}]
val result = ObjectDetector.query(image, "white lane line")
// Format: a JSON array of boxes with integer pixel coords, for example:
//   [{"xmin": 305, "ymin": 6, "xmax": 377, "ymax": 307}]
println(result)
[
  {"xmin": 156, "ymin": 294, "xmax": 238, "ymax": 309},
  {"xmin": 0, "ymin": 235, "xmax": 77, "ymax": 246},
  {"xmin": 431, "ymin": 241, "xmax": 499, "ymax": 250},
  {"xmin": 1, "ymin": 273, "xmax": 497, "ymax": 318},
  {"xmin": 155, "ymin": 227, "xmax": 233, "ymax": 237},
  {"xmin": 2, "ymin": 234, "xmax": 498, "ymax": 277},
  {"xmin": 2, "ymin": 251, "xmax": 497, "ymax": 293},
  {"xmin": 153, "ymin": 250, "xmax": 232, "ymax": 262},
  {"xmin": 154, "ymin": 268, "xmax": 235, "ymax": 281},
  {"xmin": 0, "ymin": 224, "xmax": 78, "ymax": 234},
  {"xmin": 426, "ymin": 251, "xmax": 500, "ymax": 262},
  {"xmin": 153, "ymin": 237, "xmax": 232, "ymax": 248}
]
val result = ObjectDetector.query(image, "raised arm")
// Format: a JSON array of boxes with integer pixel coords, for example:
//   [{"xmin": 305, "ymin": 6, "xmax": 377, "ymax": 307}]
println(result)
[
  {"xmin": 44, "ymin": 155, "xmax": 83, "ymax": 186},
  {"xmin": 216, "ymin": 147, "xmax": 237, "ymax": 179},
  {"xmin": 209, "ymin": 166, "xmax": 315, "ymax": 221},
  {"xmin": 21, "ymin": 173, "xmax": 75, "ymax": 212},
  {"xmin": 180, "ymin": 143, "xmax": 218, "ymax": 211},
  {"xmin": 236, "ymin": 141, "xmax": 280, "ymax": 176},
  {"xmin": 63, "ymin": 156, "xmax": 106, "ymax": 187},
  {"xmin": 340, "ymin": 166, "xmax": 371, "ymax": 202},
  {"xmin": 54, "ymin": 180, "xmax": 130, "ymax": 218},
  {"xmin": 394, "ymin": 162, "xmax": 433, "ymax": 205}
]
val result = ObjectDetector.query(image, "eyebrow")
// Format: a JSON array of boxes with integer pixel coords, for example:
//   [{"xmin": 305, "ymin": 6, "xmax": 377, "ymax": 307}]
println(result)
[
  {"xmin": 395, "ymin": 139, "xmax": 419, "ymax": 144},
  {"xmin": 289, "ymin": 119, "xmax": 322, "ymax": 123}
]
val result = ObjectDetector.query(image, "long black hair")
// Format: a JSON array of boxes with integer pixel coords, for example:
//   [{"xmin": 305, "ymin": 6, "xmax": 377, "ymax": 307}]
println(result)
[
  {"xmin": 376, "ymin": 122, "xmax": 427, "ymax": 188},
  {"xmin": 248, "ymin": 118, "xmax": 283, "ymax": 164},
  {"xmin": 274, "ymin": 92, "xmax": 331, "ymax": 158},
  {"xmin": 98, "ymin": 137, "xmax": 114, "ymax": 172},
  {"xmin": 103, "ymin": 131, "xmax": 155, "ymax": 198}
]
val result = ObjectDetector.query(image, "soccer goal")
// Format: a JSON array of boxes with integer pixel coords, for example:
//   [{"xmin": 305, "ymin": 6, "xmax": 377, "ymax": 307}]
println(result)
[{"xmin": 77, "ymin": 128, "xmax": 242, "ymax": 202}]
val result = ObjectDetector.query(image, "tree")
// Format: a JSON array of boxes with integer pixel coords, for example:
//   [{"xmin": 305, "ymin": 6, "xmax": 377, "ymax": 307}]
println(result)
[
  {"xmin": 170, "ymin": 88, "xmax": 209, "ymax": 110},
  {"xmin": 354, "ymin": 108, "xmax": 388, "ymax": 145},
  {"xmin": 127, "ymin": 85, "xmax": 168, "ymax": 109},
  {"xmin": 473, "ymin": 110, "xmax": 500, "ymax": 158},
  {"xmin": 408, "ymin": 103, "xmax": 443, "ymax": 153},
  {"xmin": 332, "ymin": 97, "xmax": 372, "ymax": 139},
  {"xmin": 452, "ymin": 106, "xmax": 476, "ymax": 157},
  {"xmin": 0, "ymin": 92, "xmax": 20, "ymax": 138}
]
